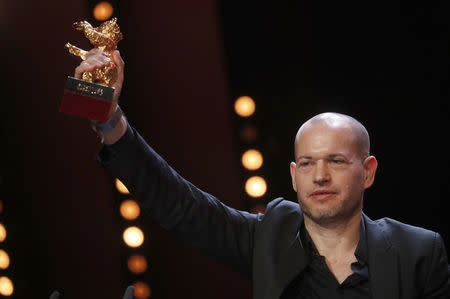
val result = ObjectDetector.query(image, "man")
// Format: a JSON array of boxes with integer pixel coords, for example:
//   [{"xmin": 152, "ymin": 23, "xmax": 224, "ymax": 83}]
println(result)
[{"xmin": 75, "ymin": 49, "xmax": 449, "ymax": 298}]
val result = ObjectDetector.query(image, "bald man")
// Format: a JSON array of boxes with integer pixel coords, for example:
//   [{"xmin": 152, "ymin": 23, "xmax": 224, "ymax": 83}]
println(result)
[{"xmin": 78, "ymin": 51, "xmax": 450, "ymax": 299}]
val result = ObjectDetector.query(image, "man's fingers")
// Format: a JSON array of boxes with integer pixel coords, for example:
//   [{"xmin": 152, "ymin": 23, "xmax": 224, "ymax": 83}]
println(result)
[
  {"xmin": 112, "ymin": 50, "xmax": 125, "ymax": 70},
  {"xmin": 85, "ymin": 48, "xmax": 104, "ymax": 59},
  {"xmin": 72, "ymin": 48, "xmax": 125, "ymax": 114},
  {"xmin": 72, "ymin": 50, "xmax": 124, "ymax": 103},
  {"xmin": 73, "ymin": 56, "xmax": 111, "ymax": 78},
  {"xmin": 74, "ymin": 61, "xmax": 90, "ymax": 78},
  {"xmin": 111, "ymin": 50, "xmax": 125, "ymax": 88},
  {"xmin": 74, "ymin": 61, "xmax": 99, "ymax": 78}
]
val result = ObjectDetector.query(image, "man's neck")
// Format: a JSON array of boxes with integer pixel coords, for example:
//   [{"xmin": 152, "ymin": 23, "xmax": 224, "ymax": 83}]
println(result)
[{"xmin": 304, "ymin": 211, "xmax": 362, "ymax": 260}]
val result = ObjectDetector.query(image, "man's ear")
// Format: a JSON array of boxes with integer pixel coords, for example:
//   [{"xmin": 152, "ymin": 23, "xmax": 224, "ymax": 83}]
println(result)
[
  {"xmin": 363, "ymin": 156, "xmax": 378, "ymax": 189},
  {"xmin": 290, "ymin": 162, "xmax": 298, "ymax": 192}
]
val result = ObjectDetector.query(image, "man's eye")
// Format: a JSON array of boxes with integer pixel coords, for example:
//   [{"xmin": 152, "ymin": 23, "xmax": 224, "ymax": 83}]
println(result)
[
  {"xmin": 331, "ymin": 159, "xmax": 344, "ymax": 164},
  {"xmin": 299, "ymin": 162, "xmax": 311, "ymax": 167}
]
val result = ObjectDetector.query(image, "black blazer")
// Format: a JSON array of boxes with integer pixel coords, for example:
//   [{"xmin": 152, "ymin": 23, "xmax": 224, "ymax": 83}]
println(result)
[{"xmin": 98, "ymin": 125, "xmax": 450, "ymax": 299}]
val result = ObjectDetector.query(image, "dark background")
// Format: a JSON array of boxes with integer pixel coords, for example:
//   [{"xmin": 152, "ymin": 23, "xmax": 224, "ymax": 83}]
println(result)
[{"xmin": 1, "ymin": 1, "xmax": 448, "ymax": 298}]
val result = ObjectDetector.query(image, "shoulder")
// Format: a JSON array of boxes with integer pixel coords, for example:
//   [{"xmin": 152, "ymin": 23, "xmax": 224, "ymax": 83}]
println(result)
[
  {"xmin": 367, "ymin": 216, "xmax": 449, "ymax": 296},
  {"xmin": 256, "ymin": 198, "xmax": 302, "ymax": 233},
  {"xmin": 369, "ymin": 216, "xmax": 437, "ymax": 238},
  {"xmin": 366, "ymin": 215, "xmax": 443, "ymax": 253},
  {"xmin": 266, "ymin": 197, "xmax": 300, "ymax": 213},
  {"xmin": 264, "ymin": 197, "xmax": 302, "ymax": 220},
  {"xmin": 252, "ymin": 198, "xmax": 303, "ymax": 255}
]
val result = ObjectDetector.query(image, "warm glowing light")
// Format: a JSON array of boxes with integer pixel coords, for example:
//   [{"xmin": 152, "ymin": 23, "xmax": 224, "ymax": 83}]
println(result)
[
  {"xmin": 93, "ymin": 1, "xmax": 114, "ymax": 21},
  {"xmin": 240, "ymin": 125, "xmax": 258, "ymax": 143},
  {"xmin": 0, "ymin": 276, "xmax": 13, "ymax": 296},
  {"xmin": 128, "ymin": 254, "xmax": 148, "ymax": 274},
  {"xmin": 250, "ymin": 204, "xmax": 266, "ymax": 214},
  {"xmin": 245, "ymin": 176, "xmax": 267, "ymax": 198},
  {"xmin": 241, "ymin": 149, "xmax": 263, "ymax": 170},
  {"xmin": 133, "ymin": 281, "xmax": 151, "ymax": 299},
  {"xmin": 0, "ymin": 250, "xmax": 10, "ymax": 270},
  {"xmin": 120, "ymin": 200, "xmax": 141, "ymax": 220},
  {"xmin": 116, "ymin": 179, "xmax": 130, "ymax": 194},
  {"xmin": 234, "ymin": 96, "xmax": 256, "ymax": 117},
  {"xmin": 123, "ymin": 226, "xmax": 144, "ymax": 248},
  {"xmin": 0, "ymin": 223, "xmax": 6, "ymax": 242}
]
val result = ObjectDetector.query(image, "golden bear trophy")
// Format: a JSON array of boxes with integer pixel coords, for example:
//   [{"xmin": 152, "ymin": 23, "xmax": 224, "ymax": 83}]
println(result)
[{"xmin": 61, "ymin": 18, "xmax": 123, "ymax": 122}]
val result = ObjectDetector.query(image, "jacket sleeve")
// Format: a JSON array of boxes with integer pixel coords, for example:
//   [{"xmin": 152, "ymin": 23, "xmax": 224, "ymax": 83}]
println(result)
[
  {"xmin": 96, "ymin": 123, "xmax": 258, "ymax": 278},
  {"xmin": 422, "ymin": 232, "xmax": 450, "ymax": 298}
]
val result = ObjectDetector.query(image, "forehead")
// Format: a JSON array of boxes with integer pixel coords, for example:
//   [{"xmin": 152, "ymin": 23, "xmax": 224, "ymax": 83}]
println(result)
[{"xmin": 295, "ymin": 123, "xmax": 359, "ymax": 157}]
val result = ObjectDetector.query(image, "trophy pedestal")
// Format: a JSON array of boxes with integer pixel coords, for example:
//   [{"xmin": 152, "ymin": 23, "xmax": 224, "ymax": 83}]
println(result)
[{"xmin": 60, "ymin": 76, "xmax": 115, "ymax": 122}]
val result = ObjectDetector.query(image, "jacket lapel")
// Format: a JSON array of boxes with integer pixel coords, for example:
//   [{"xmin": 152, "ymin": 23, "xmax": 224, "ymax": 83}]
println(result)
[
  {"xmin": 364, "ymin": 214, "xmax": 400, "ymax": 299},
  {"xmin": 268, "ymin": 213, "xmax": 400, "ymax": 299},
  {"xmin": 272, "ymin": 231, "xmax": 309, "ymax": 299}
]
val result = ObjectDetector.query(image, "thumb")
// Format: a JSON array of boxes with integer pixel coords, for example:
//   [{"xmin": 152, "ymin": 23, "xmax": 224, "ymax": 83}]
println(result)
[
  {"xmin": 111, "ymin": 50, "xmax": 124, "ymax": 101},
  {"xmin": 112, "ymin": 50, "xmax": 125, "ymax": 73}
]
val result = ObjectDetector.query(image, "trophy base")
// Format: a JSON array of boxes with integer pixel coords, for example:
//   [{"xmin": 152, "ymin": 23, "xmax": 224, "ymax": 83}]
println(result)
[{"xmin": 60, "ymin": 76, "xmax": 115, "ymax": 122}]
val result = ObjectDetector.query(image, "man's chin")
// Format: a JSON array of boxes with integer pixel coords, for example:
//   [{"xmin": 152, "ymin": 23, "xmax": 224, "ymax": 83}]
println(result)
[
  {"xmin": 304, "ymin": 209, "xmax": 341, "ymax": 225},
  {"xmin": 301, "ymin": 204, "xmax": 361, "ymax": 226},
  {"xmin": 299, "ymin": 200, "xmax": 346, "ymax": 222}
]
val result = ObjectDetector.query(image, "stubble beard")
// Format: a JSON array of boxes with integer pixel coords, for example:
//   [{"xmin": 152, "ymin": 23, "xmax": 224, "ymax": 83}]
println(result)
[{"xmin": 298, "ymin": 194, "xmax": 362, "ymax": 226}]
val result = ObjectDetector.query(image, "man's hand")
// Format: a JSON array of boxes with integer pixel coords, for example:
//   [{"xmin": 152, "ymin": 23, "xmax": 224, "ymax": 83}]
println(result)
[
  {"xmin": 74, "ymin": 48, "xmax": 125, "ymax": 112},
  {"xmin": 74, "ymin": 49, "xmax": 127, "ymax": 145}
]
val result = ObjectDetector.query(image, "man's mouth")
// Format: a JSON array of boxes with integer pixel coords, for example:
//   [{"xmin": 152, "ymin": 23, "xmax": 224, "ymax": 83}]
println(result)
[{"xmin": 310, "ymin": 190, "xmax": 337, "ymax": 200}]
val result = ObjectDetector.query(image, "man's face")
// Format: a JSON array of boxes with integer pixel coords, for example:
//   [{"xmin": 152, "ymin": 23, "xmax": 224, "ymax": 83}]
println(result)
[{"xmin": 290, "ymin": 123, "xmax": 376, "ymax": 225}]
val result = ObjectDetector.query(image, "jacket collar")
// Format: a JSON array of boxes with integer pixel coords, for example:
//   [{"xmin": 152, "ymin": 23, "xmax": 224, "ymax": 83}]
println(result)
[{"xmin": 364, "ymin": 213, "xmax": 400, "ymax": 299}]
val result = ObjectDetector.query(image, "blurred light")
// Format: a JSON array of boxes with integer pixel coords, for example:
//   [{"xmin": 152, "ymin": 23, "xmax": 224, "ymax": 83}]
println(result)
[
  {"xmin": 123, "ymin": 226, "xmax": 144, "ymax": 248},
  {"xmin": 0, "ymin": 223, "xmax": 6, "ymax": 242},
  {"xmin": 0, "ymin": 276, "xmax": 13, "ymax": 296},
  {"xmin": 245, "ymin": 176, "xmax": 267, "ymax": 198},
  {"xmin": 234, "ymin": 96, "xmax": 255, "ymax": 117},
  {"xmin": 0, "ymin": 250, "xmax": 10, "ymax": 270},
  {"xmin": 240, "ymin": 124, "xmax": 258, "ymax": 143},
  {"xmin": 93, "ymin": 1, "xmax": 114, "ymax": 21},
  {"xmin": 133, "ymin": 281, "xmax": 151, "ymax": 299},
  {"xmin": 116, "ymin": 179, "xmax": 130, "ymax": 194},
  {"xmin": 128, "ymin": 254, "xmax": 147, "ymax": 274},
  {"xmin": 120, "ymin": 199, "xmax": 141, "ymax": 220},
  {"xmin": 0, "ymin": 200, "xmax": 3, "ymax": 213},
  {"xmin": 241, "ymin": 149, "xmax": 263, "ymax": 170},
  {"xmin": 250, "ymin": 204, "xmax": 266, "ymax": 214}
]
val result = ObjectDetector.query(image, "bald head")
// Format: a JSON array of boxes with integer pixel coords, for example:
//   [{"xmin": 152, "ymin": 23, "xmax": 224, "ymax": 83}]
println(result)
[{"xmin": 295, "ymin": 113, "xmax": 370, "ymax": 160}]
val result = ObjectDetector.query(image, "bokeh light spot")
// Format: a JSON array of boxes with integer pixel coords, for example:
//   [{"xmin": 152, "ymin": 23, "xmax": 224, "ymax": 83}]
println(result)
[
  {"xmin": 0, "ymin": 250, "xmax": 10, "ymax": 270},
  {"xmin": 0, "ymin": 223, "xmax": 6, "ymax": 242},
  {"xmin": 133, "ymin": 281, "xmax": 151, "ymax": 299},
  {"xmin": 234, "ymin": 96, "xmax": 256, "ymax": 117},
  {"xmin": 241, "ymin": 149, "xmax": 263, "ymax": 170},
  {"xmin": 128, "ymin": 254, "xmax": 148, "ymax": 274},
  {"xmin": 93, "ymin": 1, "xmax": 114, "ymax": 21},
  {"xmin": 120, "ymin": 199, "xmax": 141, "ymax": 220},
  {"xmin": 0, "ymin": 276, "xmax": 13, "ymax": 296},
  {"xmin": 116, "ymin": 179, "xmax": 130, "ymax": 194},
  {"xmin": 245, "ymin": 176, "xmax": 267, "ymax": 198},
  {"xmin": 123, "ymin": 226, "xmax": 144, "ymax": 248}
]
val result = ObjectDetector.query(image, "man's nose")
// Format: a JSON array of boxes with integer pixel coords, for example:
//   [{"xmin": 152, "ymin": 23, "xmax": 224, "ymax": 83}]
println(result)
[{"xmin": 313, "ymin": 160, "xmax": 330, "ymax": 185}]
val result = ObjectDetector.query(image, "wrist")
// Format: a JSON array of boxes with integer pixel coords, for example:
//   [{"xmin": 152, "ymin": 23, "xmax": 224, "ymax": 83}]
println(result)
[
  {"xmin": 91, "ymin": 106, "xmax": 127, "ymax": 145},
  {"xmin": 101, "ymin": 116, "xmax": 127, "ymax": 145},
  {"xmin": 95, "ymin": 106, "xmax": 123, "ymax": 133}
]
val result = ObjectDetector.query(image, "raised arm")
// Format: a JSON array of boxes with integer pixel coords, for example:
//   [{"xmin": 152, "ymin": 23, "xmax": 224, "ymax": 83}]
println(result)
[
  {"xmin": 73, "ymin": 50, "xmax": 258, "ymax": 278},
  {"xmin": 97, "ymin": 126, "xmax": 258, "ymax": 277}
]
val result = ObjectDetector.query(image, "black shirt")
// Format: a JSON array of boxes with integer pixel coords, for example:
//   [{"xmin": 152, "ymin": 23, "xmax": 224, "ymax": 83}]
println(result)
[{"xmin": 281, "ymin": 218, "xmax": 371, "ymax": 298}]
